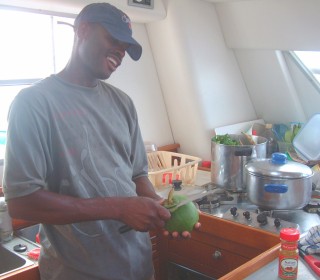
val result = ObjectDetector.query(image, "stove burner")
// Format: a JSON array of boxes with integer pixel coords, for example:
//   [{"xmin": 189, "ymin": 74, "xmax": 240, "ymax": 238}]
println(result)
[{"xmin": 196, "ymin": 185, "xmax": 248, "ymax": 209}]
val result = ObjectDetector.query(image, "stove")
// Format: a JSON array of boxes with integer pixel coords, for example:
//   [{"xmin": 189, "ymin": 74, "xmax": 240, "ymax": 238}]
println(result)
[{"xmin": 196, "ymin": 183, "xmax": 320, "ymax": 235}]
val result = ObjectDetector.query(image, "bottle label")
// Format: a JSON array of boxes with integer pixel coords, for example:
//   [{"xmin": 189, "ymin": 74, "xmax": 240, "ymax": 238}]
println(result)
[
  {"xmin": 282, "ymin": 243, "xmax": 297, "ymax": 250},
  {"xmin": 278, "ymin": 256, "xmax": 298, "ymax": 279}
]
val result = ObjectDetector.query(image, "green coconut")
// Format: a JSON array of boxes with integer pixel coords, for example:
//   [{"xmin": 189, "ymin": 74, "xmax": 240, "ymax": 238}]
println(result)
[{"xmin": 163, "ymin": 188, "xmax": 199, "ymax": 233}]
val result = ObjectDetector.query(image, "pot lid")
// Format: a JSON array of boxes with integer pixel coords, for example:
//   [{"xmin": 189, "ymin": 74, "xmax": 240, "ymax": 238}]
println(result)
[{"xmin": 245, "ymin": 153, "xmax": 313, "ymax": 179}]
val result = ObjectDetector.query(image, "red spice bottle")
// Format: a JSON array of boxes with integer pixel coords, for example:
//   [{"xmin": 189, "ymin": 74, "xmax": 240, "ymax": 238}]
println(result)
[{"xmin": 278, "ymin": 228, "xmax": 300, "ymax": 279}]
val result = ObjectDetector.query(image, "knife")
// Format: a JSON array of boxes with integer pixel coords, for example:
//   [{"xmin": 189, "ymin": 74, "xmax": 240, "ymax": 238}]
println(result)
[
  {"xmin": 299, "ymin": 249, "xmax": 320, "ymax": 277},
  {"xmin": 118, "ymin": 187, "xmax": 220, "ymax": 234}
]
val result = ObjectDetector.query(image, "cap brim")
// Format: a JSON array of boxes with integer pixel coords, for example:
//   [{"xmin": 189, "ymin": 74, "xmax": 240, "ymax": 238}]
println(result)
[{"xmin": 101, "ymin": 23, "xmax": 142, "ymax": 61}]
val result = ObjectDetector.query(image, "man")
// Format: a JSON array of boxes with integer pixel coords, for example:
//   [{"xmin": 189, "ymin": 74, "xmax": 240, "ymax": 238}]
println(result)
[{"xmin": 3, "ymin": 3, "xmax": 198, "ymax": 280}]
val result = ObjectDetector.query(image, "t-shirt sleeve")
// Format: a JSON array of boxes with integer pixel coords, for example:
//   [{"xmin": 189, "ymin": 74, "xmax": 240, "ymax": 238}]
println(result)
[{"xmin": 3, "ymin": 90, "xmax": 52, "ymax": 200}]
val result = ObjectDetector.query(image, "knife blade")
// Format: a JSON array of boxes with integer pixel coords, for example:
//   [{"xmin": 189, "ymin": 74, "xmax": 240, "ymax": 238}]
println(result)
[
  {"xmin": 118, "ymin": 187, "xmax": 220, "ymax": 234},
  {"xmin": 165, "ymin": 188, "xmax": 218, "ymax": 212}
]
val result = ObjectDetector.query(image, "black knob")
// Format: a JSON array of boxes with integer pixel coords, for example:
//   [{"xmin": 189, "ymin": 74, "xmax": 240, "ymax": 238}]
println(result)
[
  {"xmin": 230, "ymin": 207, "xmax": 238, "ymax": 217},
  {"xmin": 172, "ymin": 180, "xmax": 182, "ymax": 191},
  {"xmin": 243, "ymin": 211, "xmax": 251, "ymax": 220},
  {"xmin": 13, "ymin": 244, "xmax": 28, "ymax": 253},
  {"xmin": 257, "ymin": 213, "xmax": 268, "ymax": 226},
  {"xmin": 274, "ymin": 218, "xmax": 281, "ymax": 228}
]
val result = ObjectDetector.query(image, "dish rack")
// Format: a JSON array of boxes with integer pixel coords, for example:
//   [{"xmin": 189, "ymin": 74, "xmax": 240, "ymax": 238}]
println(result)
[{"xmin": 147, "ymin": 151, "xmax": 201, "ymax": 187}]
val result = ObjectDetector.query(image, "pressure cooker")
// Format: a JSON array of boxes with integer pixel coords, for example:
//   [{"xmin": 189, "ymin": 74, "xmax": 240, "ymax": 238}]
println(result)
[{"xmin": 245, "ymin": 153, "xmax": 313, "ymax": 210}]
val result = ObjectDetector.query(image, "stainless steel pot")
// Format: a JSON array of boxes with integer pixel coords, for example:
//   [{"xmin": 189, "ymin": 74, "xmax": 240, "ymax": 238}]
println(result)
[
  {"xmin": 245, "ymin": 153, "xmax": 313, "ymax": 210},
  {"xmin": 211, "ymin": 134, "xmax": 267, "ymax": 192}
]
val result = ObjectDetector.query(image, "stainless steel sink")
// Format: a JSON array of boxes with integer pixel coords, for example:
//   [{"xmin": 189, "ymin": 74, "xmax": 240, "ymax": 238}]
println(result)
[
  {"xmin": 0, "ymin": 245, "xmax": 29, "ymax": 276},
  {"xmin": 0, "ymin": 236, "xmax": 37, "ymax": 277},
  {"xmin": 15, "ymin": 224, "xmax": 40, "ymax": 244},
  {"xmin": 0, "ymin": 224, "xmax": 40, "ymax": 277}
]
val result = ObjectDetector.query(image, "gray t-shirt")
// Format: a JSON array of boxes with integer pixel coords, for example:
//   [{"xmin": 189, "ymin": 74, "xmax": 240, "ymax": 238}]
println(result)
[{"xmin": 3, "ymin": 75, "xmax": 153, "ymax": 280}]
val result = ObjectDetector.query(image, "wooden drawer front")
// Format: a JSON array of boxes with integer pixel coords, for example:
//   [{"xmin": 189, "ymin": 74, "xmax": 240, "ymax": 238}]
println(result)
[{"xmin": 167, "ymin": 238, "xmax": 249, "ymax": 278}]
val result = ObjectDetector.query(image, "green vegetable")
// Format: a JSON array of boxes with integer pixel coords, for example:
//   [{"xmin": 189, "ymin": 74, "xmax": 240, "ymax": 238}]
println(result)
[
  {"xmin": 284, "ymin": 123, "xmax": 302, "ymax": 143},
  {"xmin": 164, "ymin": 189, "xmax": 199, "ymax": 233},
  {"xmin": 212, "ymin": 134, "xmax": 240, "ymax": 145}
]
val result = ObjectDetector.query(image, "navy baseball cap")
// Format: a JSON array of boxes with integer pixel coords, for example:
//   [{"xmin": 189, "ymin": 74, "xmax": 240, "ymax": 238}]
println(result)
[{"xmin": 74, "ymin": 3, "xmax": 142, "ymax": 61}]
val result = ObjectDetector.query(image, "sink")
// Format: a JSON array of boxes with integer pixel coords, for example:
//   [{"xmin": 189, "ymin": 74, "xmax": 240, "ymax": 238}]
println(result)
[
  {"xmin": 15, "ymin": 224, "xmax": 40, "ymax": 244},
  {"xmin": 0, "ymin": 224, "xmax": 40, "ymax": 277},
  {"xmin": 0, "ymin": 236, "xmax": 37, "ymax": 276},
  {"xmin": 0, "ymin": 245, "xmax": 27, "ymax": 275}
]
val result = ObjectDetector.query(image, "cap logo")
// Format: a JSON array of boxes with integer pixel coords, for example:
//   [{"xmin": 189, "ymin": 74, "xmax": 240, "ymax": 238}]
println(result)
[{"xmin": 122, "ymin": 14, "xmax": 132, "ymax": 30}]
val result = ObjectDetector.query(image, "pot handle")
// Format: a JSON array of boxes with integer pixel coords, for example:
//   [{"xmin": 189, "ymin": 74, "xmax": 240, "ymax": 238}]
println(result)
[
  {"xmin": 264, "ymin": 184, "xmax": 288, "ymax": 193},
  {"xmin": 234, "ymin": 147, "xmax": 252, "ymax": 157}
]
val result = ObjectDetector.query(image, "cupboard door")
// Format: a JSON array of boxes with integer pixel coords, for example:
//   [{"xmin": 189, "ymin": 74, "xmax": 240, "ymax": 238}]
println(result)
[
  {"xmin": 150, "ymin": 231, "xmax": 162, "ymax": 280},
  {"xmin": 167, "ymin": 238, "xmax": 249, "ymax": 278}
]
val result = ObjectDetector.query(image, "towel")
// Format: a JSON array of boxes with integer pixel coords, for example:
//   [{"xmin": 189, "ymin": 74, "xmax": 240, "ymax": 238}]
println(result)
[{"xmin": 299, "ymin": 225, "xmax": 320, "ymax": 254}]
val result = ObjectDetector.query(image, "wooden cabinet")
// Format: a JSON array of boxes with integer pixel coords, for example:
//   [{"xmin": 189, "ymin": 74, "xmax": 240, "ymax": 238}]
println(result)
[
  {"xmin": 150, "ymin": 230, "xmax": 162, "ymax": 280},
  {"xmin": 2, "ymin": 213, "xmax": 280, "ymax": 280},
  {"xmin": 156, "ymin": 212, "xmax": 280, "ymax": 280}
]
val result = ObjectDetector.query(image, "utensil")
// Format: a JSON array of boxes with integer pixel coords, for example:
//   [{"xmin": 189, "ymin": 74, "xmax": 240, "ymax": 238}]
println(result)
[
  {"xmin": 118, "ymin": 187, "xmax": 220, "ymax": 234},
  {"xmin": 245, "ymin": 153, "xmax": 313, "ymax": 210},
  {"xmin": 211, "ymin": 134, "xmax": 267, "ymax": 192},
  {"xmin": 299, "ymin": 249, "xmax": 320, "ymax": 277}
]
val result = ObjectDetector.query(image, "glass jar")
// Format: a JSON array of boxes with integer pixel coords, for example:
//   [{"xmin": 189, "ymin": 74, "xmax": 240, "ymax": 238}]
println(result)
[{"xmin": 278, "ymin": 228, "xmax": 300, "ymax": 279}]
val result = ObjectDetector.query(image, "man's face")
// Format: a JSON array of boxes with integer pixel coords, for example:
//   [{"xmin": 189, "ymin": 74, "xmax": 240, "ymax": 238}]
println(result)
[{"xmin": 77, "ymin": 22, "xmax": 129, "ymax": 80}]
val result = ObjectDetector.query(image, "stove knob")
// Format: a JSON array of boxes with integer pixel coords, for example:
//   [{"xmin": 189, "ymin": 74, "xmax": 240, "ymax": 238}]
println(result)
[
  {"xmin": 274, "ymin": 218, "xmax": 281, "ymax": 228},
  {"xmin": 230, "ymin": 207, "xmax": 238, "ymax": 217},
  {"xmin": 257, "ymin": 213, "xmax": 268, "ymax": 226},
  {"xmin": 243, "ymin": 211, "xmax": 251, "ymax": 220}
]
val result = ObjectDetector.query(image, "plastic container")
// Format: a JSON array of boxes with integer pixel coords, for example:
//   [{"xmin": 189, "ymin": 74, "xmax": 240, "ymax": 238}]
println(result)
[
  {"xmin": 278, "ymin": 228, "xmax": 300, "ymax": 279},
  {"xmin": 293, "ymin": 114, "xmax": 320, "ymax": 161},
  {"xmin": 147, "ymin": 151, "xmax": 201, "ymax": 187}
]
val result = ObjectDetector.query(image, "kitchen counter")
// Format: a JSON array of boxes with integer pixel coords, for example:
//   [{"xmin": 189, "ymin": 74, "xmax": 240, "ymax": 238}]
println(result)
[
  {"xmin": 193, "ymin": 170, "xmax": 320, "ymax": 279},
  {"xmin": 245, "ymin": 257, "xmax": 320, "ymax": 279}
]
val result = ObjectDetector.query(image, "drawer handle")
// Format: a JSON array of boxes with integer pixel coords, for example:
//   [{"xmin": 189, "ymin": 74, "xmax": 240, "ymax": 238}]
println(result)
[{"xmin": 213, "ymin": 250, "xmax": 222, "ymax": 260}]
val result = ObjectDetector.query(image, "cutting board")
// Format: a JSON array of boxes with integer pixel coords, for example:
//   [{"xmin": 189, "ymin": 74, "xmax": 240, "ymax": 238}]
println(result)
[{"xmin": 214, "ymin": 119, "xmax": 265, "ymax": 135}]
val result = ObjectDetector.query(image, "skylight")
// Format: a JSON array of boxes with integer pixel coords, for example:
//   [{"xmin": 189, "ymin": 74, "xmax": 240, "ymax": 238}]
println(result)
[{"xmin": 292, "ymin": 51, "xmax": 320, "ymax": 87}]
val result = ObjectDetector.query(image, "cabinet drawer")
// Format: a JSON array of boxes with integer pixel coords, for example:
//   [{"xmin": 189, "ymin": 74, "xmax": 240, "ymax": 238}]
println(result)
[{"xmin": 167, "ymin": 238, "xmax": 249, "ymax": 278}]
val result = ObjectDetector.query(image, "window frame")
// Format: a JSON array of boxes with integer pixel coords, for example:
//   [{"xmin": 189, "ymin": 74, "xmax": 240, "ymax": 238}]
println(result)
[
  {"xmin": 288, "ymin": 51, "xmax": 320, "ymax": 94},
  {"xmin": 0, "ymin": 6, "xmax": 75, "ymax": 161}
]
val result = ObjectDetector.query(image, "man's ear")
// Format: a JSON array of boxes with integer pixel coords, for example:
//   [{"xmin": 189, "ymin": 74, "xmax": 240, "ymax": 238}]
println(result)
[{"xmin": 75, "ymin": 22, "xmax": 90, "ymax": 40}]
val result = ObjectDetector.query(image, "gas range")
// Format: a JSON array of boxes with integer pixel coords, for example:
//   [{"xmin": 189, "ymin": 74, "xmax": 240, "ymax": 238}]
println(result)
[{"xmin": 195, "ymin": 183, "xmax": 320, "ymax": 235}]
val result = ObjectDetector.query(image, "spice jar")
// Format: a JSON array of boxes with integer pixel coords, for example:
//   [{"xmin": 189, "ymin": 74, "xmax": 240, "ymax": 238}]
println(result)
[{"xmin": 278, "ymin": 228, "xmax": 300, "ymax": 279}]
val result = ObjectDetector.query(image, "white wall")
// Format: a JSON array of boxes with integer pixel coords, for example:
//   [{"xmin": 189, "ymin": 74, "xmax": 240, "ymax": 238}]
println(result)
[
  {"xmin": 215, "ymin": 0, "xmax": 320, "ymax": 50},
  {"xmin": 284, "ymin": 53, "xmax": 320, "ymax": 121},
  {"xmin": 108, "ymin": 23, "xmax": 174, "ymax": 146},
  {"xmin": 147, "ymin": 0, "xmax": 256, "ymax": 160},
  {"xmin": 234, "ymin": 50, "xmax": 307, "ymax": 123},
  {"xmin": 213, "ymin": 0, "xmax": 320, "ymax": 124}
]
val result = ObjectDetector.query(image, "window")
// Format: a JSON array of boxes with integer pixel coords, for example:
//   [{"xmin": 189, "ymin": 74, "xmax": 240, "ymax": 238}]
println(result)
[
  {"xmin": 289, "ymin": 51, "xmax": 320, "ymax": 92},
  {"xmin": 0, "ymin": 7, "xmax": 74, "ymax": 160}
]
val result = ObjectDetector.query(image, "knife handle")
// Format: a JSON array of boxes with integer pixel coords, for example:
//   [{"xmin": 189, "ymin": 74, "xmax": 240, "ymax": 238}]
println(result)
[{"xmin": 304, "ymin": 255, "xmax": 320, "ymax": 277}]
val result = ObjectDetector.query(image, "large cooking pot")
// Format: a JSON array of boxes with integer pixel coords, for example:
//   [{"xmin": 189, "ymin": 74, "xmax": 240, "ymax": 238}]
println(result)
[
  {"xmin": 211, "ymin": 134, "xmax": 267, "ymax": 192},
  {"xmin": 245, "ymin": 153, "xmax": 313, "ymax": 210}
]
